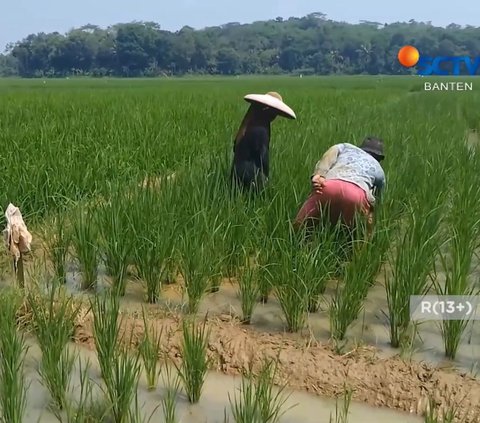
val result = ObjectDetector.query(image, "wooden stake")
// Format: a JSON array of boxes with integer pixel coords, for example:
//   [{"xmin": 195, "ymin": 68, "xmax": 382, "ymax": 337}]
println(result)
[{"xmin": 14, "ymin": 253, "xmax": 25, "ymax": 289}]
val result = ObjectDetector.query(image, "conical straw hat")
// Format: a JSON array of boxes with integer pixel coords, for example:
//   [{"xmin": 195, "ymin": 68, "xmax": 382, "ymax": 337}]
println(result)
[{"xmin": 243, "ymin": 92, "xmax": 296, "ymax": 119}]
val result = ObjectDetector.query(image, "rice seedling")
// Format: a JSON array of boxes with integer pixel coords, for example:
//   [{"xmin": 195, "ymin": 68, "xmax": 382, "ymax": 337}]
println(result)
[
  {"xmin": 58, "ymin": 356, "xmax": 112, "ymax": 423},
  {"xmin": 329, "ymin": 383, "xmax": 353, "ymax": 423},
  {"xmin": 138, "ymin": 307, "xmax": 163, "ymax": 390},
  {"xmin": 254, "ymin": 356, "xmax": 293, "ymax": 423},
  {"xmin": 42, "ymin": 210, "xmax": 71, "ymax": 284},
  {"xmin": 329, "ymin": 218, "xmax": 383, "ymax": 344},
  {"xmin": 423, "ymin": 391, "xmax": 475, "ymax": 423},
  {"xmin": 228, "ymin": 376, "xmax": 259, "ymax": 423},
  {"xmin": 293, "ymin": 227, "xmax": 337, "ymax": 313},
  {"xmin": 71, "ymin": 208, "xmax": 99, "ymax": 290},
  {"xmin": 96, "ymin": 190, "xmax": 135, "ymax": 296},
  {"xmin": 27, "ymin": 280, "xmax": 81, "ymax": 411},
  {"xmin": 103, "ymin": 344, "xmax": 142, "ymax": 423},
  {"xmin": 160, "ymin": 364, "xmax": 181, "ymax": 423},
  {"xmin": 431, "ymin": 150, "xmax": 480, "ymax": 360},
  {"xmin": 271, "ymin": 237, "xmax": 310, "ymax": 333},
  {"xmin": 385, "ymin": 197, "xmax": 446, "ymax": 348},
  {"xmin": 202, "ymin": 217, "xmax": 228, "ymax": 294},
  {"xmin": 237, "ymin": 251, "xmax": 260, "ymax": 324},
  {"xmin": 178, "ymin": 233, "xmax": 212, "ymax": 315},
  {"xmin": 0, "ymin": 289, "xmax": 29, "ymax": 423},
  {"xmin": 175, "ymin": 317, "xmax": 210, "ymax": 404},
  {"xmin": 90, "ymin": 289, "xmax": 121, "ymax": 382},
  {"xmin": 131, "ymin": 185, "xmax": 178, "ymax": 303},
  {"xmin": 228, "ymin": 356, "xmax": 293, "ymax": 423}
]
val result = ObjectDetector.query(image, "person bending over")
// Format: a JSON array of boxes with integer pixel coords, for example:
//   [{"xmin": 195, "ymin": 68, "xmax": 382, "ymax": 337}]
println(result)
[{"xmin": 294, "ymin": 137, "xmax": 386, "ymax": 236}]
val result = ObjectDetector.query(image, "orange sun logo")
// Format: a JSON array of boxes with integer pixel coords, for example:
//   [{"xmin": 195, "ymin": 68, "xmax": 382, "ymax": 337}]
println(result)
[{"xmin": 398, "ymin": 45, "xmax": 420, "ymax": 67}]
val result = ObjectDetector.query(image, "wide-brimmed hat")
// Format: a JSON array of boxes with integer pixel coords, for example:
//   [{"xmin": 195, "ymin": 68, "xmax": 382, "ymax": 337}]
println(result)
[
  {"xmin": 360, "ymin": 137, "xmax": 384, "ymax": 159},
  {"xmin": 244, "ymin": 92, "xmax": 296, "ymax": 119}
]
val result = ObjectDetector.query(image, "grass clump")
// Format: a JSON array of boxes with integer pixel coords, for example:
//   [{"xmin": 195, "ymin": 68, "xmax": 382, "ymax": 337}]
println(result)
[
  {"xmin": 329, "ymin": 383, "xmax": 353, "ymax": 423},
  {"xmin": 329, "ymin": 220, "xmax": 382, "ymax": 344},
  {"xmin": 227, "ymin": 356, "xmax": 293, "ymax": 423},
  {"xmin": 385, "ymin": 199, "xmax": 445, "ymax": 348},
  {"xmin": 271, "ymin": 237, "xmax": 309, "ymax": 333},
  {"xmin": 160, "ymin": 364, "xmax": 181, "ymax": 423},
  {"xmin": 90, "ymin": 289, "xmax": 121, "ymax": 382},
  {"xmin": 27, "ymin": 281, "xmax": 80, "ymax": 411},
  {"xmin": 96, "ymin": 191, "xmax": 134, "ymax": 296},
  {"xmin": 59, "ymin": 356, "xmax": 112, "ymax": 423},
  {"xmin": 138, "ymin": 307, "xmax": 163, "ymax": 390},
  {"xmin": 175, "ymin": 317, "xmax": 210, "ymax": 404},
  {"xmin": 237, "ymin": 251, "xmax": 260, "ymax": 324},
  {"xmin": 178, "ymin": 234, "xmax": 211, "ymax": 315},
  {"xmin": 42, "ymin": 211, "xmax": 71, "ymax": 284},
  {"xmin": 432, "ymin": 154, "xmax": 480, "ymax": 360},
  {"xmin": 71, "ymin": 208, "xmax": 99, "ymax": 290},
  {"xmin": 0, "ymin": 289, "xmax": 29, "ymax": 423},
  {"xmin": 103, "ymin": 344, "xmax": 142, "ymax": 423},
  {"xmin": 131, "ymin": 186, "xmax": 177, "ymax": 304}
]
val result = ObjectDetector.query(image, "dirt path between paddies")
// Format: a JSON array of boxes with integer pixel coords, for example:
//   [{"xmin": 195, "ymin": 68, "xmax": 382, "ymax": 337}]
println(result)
[{"xmin": 69, "ymin": 308, "xmax": 480, "ymax": 423}]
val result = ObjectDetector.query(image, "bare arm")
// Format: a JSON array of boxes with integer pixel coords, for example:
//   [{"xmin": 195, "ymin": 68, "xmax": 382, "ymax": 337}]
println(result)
[{"xmin": 312, "ymin": 144, "xmax": 342, "ymax": 178}]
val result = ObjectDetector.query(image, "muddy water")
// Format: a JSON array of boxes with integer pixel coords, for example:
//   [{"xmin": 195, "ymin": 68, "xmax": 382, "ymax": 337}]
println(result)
[
  {"xmin": 126, "ymin": 277, "xmax": 480, "ymax": 374},
  {"xmin": 22, "ymin": 341, "xmax": 421, "ymax": 423},
  {"xmin": 3, "ymin": 255, "xmax": 480, "ymax": 377}
]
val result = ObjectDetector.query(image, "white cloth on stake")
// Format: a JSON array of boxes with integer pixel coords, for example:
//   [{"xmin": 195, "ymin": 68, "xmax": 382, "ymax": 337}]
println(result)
[{"xmin": 3, "ymin": 203, "xmax": 32, "ymax": 269}]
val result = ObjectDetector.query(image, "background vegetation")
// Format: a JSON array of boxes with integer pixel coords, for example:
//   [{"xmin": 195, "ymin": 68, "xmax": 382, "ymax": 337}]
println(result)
[{"xmin": 1, "ymin": 12, "xmax": 480, "ymax": 77}]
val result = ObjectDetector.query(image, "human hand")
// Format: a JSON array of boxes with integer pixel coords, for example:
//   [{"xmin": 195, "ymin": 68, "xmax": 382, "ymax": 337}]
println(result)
[{"xmin": 311, "ymin": 175, "xmax": 325, "ymax": 194}]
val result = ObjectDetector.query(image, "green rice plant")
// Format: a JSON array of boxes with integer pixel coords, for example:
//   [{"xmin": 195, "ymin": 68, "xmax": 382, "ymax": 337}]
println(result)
[
  {"xmin": 178, "ymin": 234, "xmax": 211, "ymax": 315},
  {"xmin": 71, "ymin": 208, "xmax": 99, "ymax": 290},
  {"xmin": 252, "ymin": 198, "xmax": 284, "ymax": 304},
  {"xmin": 42, "ymin": 211, "xmax": 71, "ymax": 284},
  {"xmin": 58, "ymin": 356, "xmax": 112, "ymax": 423},
  {"xmin": 256, "ymin": 250, "xmax": 274, "ymax": 304},
  {"xmin": 329, "ymin": 218, "xmax": 383, "ymax": 343},
  {"xmin": 271, "ymin": 237, "xmax": 309, "ymax": 333},
  {"xmin": 423, "ymin": 391, "xmax": 475, "ymax": 423},
  {"xmin": 386, "ymin": 198, "xmax": 446, "ymax": 348},
  {"xmin": 129, "ymin": 182, "xmax": 179, "ymax": 303},
  {"xmin": 27, "ymin": 281, "xmax": 81, "ymax": 411},
  {"xmin": 175, "ymin": 317, "xmax": 210, "ymax": 404},
  {"xmin": 431, "ymin": 150, "xmax": 480, "ymax": 360},
  {"xmin": 138, "ymin": 307, "xmax": 163, "ymax": 390},
  {"xmin": 90, "ymin": 289, "xmax": 121, "ymax": 382},
  {"xmin": 134, "ymin": 220, "xmax": 177, "ymax": 304},
  {"xmin": 96, "ymin": 192, "xmax": 134, "ymax": 297},
  {"xmin": 160, "ymin": 364, "xmax": 181, "ymax": 423},
  {"xmin": 237, "ymin": 251, "xmax": 260, "ymax": 324},
  {"xmin": 228, "ymin": 372, "xmax": 259, "ymax": 423},
  {"xmin": 223, "ymin": 220, "xmax": 249, "ymax": 279},
  {"xmin": 205, "ymin": 218, "xmax": 228, "ymax": 294},
  {"xmin": 254, "ymin": 356, "xmax": 293, "ymax": 423},
  {"xmin": 103, "ymin": 344, "xmax": 142, "ymax": 423},
  {"xmin": 292, "ymin": 227, "xmax": 337, "ymax": 313},
  {"xmin": 329, "ymin": 383, "xmax": 353, "ymax": 423},
  {"xmin": 228, "ymin": 356, "xmax": 293, "ymax": 423},
  {"xmin": 0, "ymin": 289, "xmax": 29, "ymax": 423}
]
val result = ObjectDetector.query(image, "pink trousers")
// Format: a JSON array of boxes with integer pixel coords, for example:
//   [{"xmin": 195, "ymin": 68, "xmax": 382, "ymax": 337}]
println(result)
[{"xmin": 294, "ymin": 179, "xmax": 371, "ymax": 228}]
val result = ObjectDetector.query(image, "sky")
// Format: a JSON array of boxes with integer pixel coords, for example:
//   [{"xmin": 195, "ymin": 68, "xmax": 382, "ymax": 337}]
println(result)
[{"xmin": 1, "ymin": 0, "xmax": 478, "ymax": 52}]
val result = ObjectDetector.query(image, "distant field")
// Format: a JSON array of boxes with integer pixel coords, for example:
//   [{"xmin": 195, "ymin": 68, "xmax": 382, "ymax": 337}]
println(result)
[{"xmin": 0, "ymin": 76, "xmax": 480, "ymax": 422}]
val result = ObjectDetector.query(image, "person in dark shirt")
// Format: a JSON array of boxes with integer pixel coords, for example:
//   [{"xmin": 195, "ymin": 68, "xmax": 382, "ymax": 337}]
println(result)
[{"xmin": 231, "ymin": 92, "xmax": 296, "ymax": 191}]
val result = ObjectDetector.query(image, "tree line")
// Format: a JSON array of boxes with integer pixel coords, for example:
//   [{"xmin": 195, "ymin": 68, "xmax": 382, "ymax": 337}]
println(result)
[{"xmin": 1, "ymin": 12, "xmax": 480, "ymax": 77}]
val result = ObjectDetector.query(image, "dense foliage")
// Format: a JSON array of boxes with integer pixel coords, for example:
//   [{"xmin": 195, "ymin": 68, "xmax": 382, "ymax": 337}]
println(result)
[{"xmin": 2, "ymin": 12, "xmax": 480, "ymax": 77}]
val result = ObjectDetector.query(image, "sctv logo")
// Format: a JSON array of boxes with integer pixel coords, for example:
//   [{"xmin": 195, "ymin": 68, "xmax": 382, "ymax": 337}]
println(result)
[{"xmin": 398, "ymin": 45, "xmax": 480, "ymax": 76}]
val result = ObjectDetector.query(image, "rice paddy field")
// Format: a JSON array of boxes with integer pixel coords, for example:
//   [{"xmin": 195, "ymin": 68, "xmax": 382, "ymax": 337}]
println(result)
[{"xmin": 0, "ymin": 75, "xmax": 480, "ymax": 422}]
